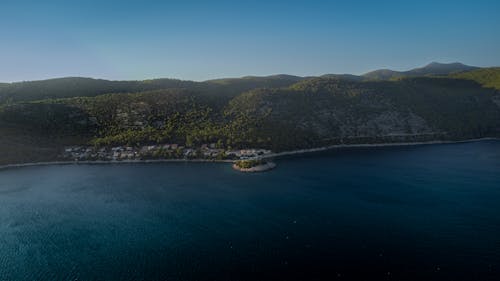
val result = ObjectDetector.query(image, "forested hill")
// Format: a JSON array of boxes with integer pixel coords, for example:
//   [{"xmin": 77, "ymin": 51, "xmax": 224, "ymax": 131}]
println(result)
[
  {"xmin": 0, "ymin": 77, "xmax": 199, "ymax": 104},
  {"xmin": 0, "ymin": 62, "xmax": 489, "ymax": 104},
  {"xmin": 1, "ymin": 65, "xmax": 500, "ymax": 165},
  {"xmin": 0, "ymin": 75, "xmax": 306, "ymax": 104},
  {"xmin": 450, "ymin": 67, "xmax": 500, "ymax": 90}
]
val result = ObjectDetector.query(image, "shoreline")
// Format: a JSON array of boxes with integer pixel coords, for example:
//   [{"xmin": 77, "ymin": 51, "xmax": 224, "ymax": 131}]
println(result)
[
  {"xmin": 258, "ymin": 137, "xmax": 500, "ymax": 160},
  {"xmin": 0, "ymin": 158, "xmax": 234, "ymax": 171},
  {"xmin": 0, "ymin": 137, "xmax": 498, "ymax": 171}
]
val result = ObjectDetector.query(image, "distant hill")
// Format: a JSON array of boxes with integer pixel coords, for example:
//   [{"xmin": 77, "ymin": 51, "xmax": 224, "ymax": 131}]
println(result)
[
  {"xmin": 362, "ymin": 69, "xmax": 400, "ymax": 80},
  {"xmin": 0, "ymin": 75, "xmax": 307, "ymax": 104},
  {"xmin": 205, "ymin": 74, "xmax": 306, "ymax": 96},
  {"xmin": 1, "ymin": 63, "xmax": 484, "ymax": 104},
  {"xmin": 207, "ymin": 74, "xmax": 304, "ymax": 85},
  {"xmin": 320, "ymin": 74, "xmax": 363, "ymax": 81},
  {"xmin": 363, "ymin": 62, "xmax": 479, "ymax": 80},
  {"xmin": 0, "ymin": 77, "xmax": 201, "ymax": 104},
  {"xmin": 409, "ymin": 62, "xmax": 479, "ymax": 75}
]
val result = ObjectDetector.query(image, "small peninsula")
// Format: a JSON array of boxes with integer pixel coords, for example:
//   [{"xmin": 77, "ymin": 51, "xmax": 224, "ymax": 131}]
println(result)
[{"xmin": 233, "ymin": 159, "xmax": 277, "ymax": 173}]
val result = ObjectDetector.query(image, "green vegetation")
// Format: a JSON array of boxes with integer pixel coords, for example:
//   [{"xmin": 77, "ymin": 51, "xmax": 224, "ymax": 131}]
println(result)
[
  {"xmin": 1, "ymin": 67, "xmax": 499, "ymax": 165},
  {"xmin": 235, "ymin": 159, "xmax": 265, "ymax": 169},
  {"xmin": 0, "ymin": 77, "xmax": 199, "ymax": 104},
  {"xmin": 0, "ymin": 75, "xmax": 304, "ymax": 105},
  {"xmin": 451, "ymin": 68, "xmax": 500, "ymax": 90}
]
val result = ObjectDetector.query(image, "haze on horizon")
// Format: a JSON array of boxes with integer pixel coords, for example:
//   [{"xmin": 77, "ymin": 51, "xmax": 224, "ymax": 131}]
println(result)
[{"xmin": 1, "ymin": 0, "xmax": 499, "ymax": 82}]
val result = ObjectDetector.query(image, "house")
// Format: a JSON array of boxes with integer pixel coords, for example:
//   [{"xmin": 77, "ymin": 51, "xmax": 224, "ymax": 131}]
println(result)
[
  {"xmin": 125, "ymin": 152, "xmax": 135, "ymax": 159},
  {"xmin": 225, "ymin": 150, "xmax": 240, "ymax": 157},
  {"xmin": 203, "ymin": 149, "xmax": 222, "ymax": 157}
]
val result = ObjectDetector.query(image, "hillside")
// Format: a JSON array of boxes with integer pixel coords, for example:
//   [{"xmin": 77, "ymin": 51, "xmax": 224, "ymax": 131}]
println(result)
[
  {"xmin": 0, "ymin": 62, "xmax": 484, "ymax": 104},
  {"xmin": 225, "ymin": 77, "xmax": 500, "ymax": 150},
  {"xmin": 320, "ymin": 74, "xmax": 363, "ymax": 81},
  {"xmin": 363, "ymin": 62, "xmax": 479, "ymax": 80},
  {"xmin": 0, "ymin": 77, "xmax": 199, "ymax": 104},
  {"xmin": 0, "ymin": 75, "xmax": 305, "ymax": 105},
  {"xmin": 207, "ymin": 74, "xmax": 304, "ymax": 87},
  {"xmin": 1, "ymin": 74, "xmax": 499, "ymax": 165},
  {"xmin": 362, "ymin": 69, "xmax": 402, "ymax": 80},
  {"xmin": 450, "ymin": 67, "xmax": 500, "ymax": 90},
  {"xmin": 407, "ymin": 62, "xmax": 478, "ymax": 76}
]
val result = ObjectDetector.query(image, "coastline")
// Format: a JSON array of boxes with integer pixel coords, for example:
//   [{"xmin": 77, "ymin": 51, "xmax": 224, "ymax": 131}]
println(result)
[
  {"xmin": 0, "ymin": 158, "xmax": 234, "ymax": 171},
  {"xmin": 257, "ymin": 137, "xmax": 500, "ymax": 160},
  {"xmin": 0, "ymin": 137, "xmax": 498, "ymax": 171}
]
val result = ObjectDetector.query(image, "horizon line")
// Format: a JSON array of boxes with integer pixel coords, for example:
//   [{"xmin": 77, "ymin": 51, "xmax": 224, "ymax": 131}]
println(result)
[{"xmin": 1, "ymin": 61, "xmax": 496, "ymax": 84}]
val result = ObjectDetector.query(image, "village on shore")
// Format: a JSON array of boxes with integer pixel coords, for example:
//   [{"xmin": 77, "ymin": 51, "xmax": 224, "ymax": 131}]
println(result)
[{"xmin": 62, "ymin": 143, "xmax": 272, "ymax": 162}]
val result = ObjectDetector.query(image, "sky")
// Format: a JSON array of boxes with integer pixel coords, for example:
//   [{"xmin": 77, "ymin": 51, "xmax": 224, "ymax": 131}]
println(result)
[{"xmin": 1, "ymin": 0, "xmax": 499, "ymax": 82}]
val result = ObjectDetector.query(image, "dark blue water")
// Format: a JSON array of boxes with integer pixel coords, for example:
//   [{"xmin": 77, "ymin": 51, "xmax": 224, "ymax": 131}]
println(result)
[{"xmin": 1, "ymin": 141, "xmax": 500, "ymax": 281}]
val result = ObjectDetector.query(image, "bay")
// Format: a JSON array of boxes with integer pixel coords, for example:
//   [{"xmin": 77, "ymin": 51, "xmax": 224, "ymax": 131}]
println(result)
[{"xmin": 1, "ymin": 141, "xmax": 499, "ymax": 280}]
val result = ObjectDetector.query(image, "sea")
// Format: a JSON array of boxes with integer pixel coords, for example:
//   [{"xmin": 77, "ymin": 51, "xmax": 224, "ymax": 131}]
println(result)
[{"xmin": 0, "ymin": 140, "xmax": 499, "ymax": 280}]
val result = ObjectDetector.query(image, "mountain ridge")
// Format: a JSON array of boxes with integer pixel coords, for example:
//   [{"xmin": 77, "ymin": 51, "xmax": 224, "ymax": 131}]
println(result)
[
  {"xmin": 363, "ymin": 62, "xmax": 479, "ymax": 80},
  {"xmin": 0, "ymin": 61, "xmax": 482, "ymax": 85}
]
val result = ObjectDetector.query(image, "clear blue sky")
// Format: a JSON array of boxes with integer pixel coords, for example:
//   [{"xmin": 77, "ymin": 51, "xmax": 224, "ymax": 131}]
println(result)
[{"xmin": 1, "ymin": 0, "xmax": 499, "ymax": 82}]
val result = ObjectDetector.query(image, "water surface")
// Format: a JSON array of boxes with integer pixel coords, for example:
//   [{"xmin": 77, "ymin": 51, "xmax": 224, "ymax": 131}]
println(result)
[{"xmin": 1, "ymin": 141, "xmax": 499, "ymax": 280}]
